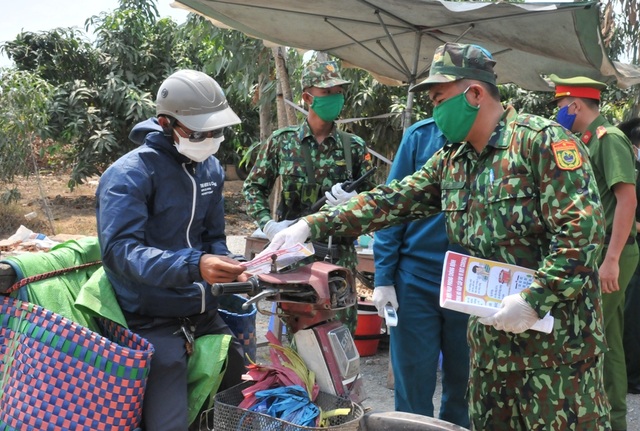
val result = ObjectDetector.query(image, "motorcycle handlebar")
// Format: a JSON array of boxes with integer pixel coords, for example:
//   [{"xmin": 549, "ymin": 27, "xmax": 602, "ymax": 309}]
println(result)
[{"xmin": 211, "ymin": 277, "xmax": 260, "ymax": 296}]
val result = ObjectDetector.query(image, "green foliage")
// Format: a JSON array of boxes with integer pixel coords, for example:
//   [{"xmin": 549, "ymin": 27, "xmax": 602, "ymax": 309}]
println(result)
[
  {"xmin": 498, "ymin": 84, "xmax": 556, "ymax": 119},
  {"xmin": 1, "ymin": 2, "xmax": 269, "ymax": 185},
  {"xmin": 340, "ymin": 68, "xmax": 405, "ymax": 159},
  {"xmin": 2, "ymin": 0, "xmax": 638, "ymax": 187},
  {"xmin": 0, "ymin": 69, "xmax": 53, "ymax": 183},
  {"xmin": 2, "ymin": 1, "xmax": 174, "ymax": 188},
  {"xmin": 1, "ymin": 187, "xmax": 21, "ymax": 205},
  {"xmin": 2, "ymin": 28, "xmax": 101, "ymax": 86},
  {"xmin": 599, "ymin": 86, "xmax": 637, "ymax": 124},
  {"xmin": 184, "ymin": 17, "xmax": 269, "ymax": 165},
  {"xmin": 609, "ymin": 0, "xmax": 640, "ymax": 64}
]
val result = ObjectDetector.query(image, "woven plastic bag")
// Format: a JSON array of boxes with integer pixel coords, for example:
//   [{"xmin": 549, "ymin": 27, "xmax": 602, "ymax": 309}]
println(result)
[
  {"xmin": 0, "ymin": 295, "xmax": 154, "ymax": 431},
  {"xmin": 218, "ymin": 294, "xmax": 257, "ymax": 364}
]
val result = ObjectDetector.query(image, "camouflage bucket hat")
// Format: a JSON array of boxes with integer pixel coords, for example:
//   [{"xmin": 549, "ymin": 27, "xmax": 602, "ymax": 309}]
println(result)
[
  {"xmin": 410, "ymin": 42, "xmax": 497, "ymax": 93},
  {"xmin": 301, "ymin": 61, "xmax": 351, "ymax": 89}
]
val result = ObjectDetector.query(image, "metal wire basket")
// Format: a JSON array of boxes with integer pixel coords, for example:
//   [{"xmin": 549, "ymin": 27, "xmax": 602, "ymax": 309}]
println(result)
[{"xmin": 211, "ymin": 381, "xmax": 363, "ymax": 431}]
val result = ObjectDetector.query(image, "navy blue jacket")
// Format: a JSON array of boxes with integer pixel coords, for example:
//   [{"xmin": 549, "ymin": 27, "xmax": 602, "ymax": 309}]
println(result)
[{"xmin": 96, "ymin": 118, "xmax": 230, "ymax": 317}]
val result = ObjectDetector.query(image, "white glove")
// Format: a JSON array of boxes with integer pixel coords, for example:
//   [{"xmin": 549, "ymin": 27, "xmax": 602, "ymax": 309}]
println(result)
[
  {"xmin": 372, "ymin": 286, "xmax": 399, "ymax": 317},
  {"xmin": 478, "ymin": 293, "xmax": 540, "ymax": 334},
  {"xmin": 325, "ymin": 183, "xmax": 357, "ymax": 206},
  {"xmin": 263, "ymin": 219, "xmax": 295, "ymax": 240},
  {"xmin": 258, "ymin": 220, "xmax": 311, "ymax": 258}
]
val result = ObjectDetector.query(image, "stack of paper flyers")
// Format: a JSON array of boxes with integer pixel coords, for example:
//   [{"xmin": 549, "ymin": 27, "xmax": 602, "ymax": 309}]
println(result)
[{"xmin": 242, "ymin": 243, "xmax": 315, "ymax": 275}]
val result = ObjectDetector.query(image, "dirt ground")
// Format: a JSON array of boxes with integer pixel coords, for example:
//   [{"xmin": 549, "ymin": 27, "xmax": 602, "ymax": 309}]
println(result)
[
  {"xmin": 0, "ymin": 173, "xmax": 255, "ymax": 239},
  {"xmin": 3, "ymin": 174, "xmax": 640, "ymax": 429}
]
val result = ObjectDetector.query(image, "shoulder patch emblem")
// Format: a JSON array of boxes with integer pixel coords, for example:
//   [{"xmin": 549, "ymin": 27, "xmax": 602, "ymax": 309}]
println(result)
[
  {"xmin": 596, "ymin": 125, "xmax": 607, "ymax": 139},
  {"xmin": 551, "ymin": 140, "xmax": 583, "ymax": 171}
]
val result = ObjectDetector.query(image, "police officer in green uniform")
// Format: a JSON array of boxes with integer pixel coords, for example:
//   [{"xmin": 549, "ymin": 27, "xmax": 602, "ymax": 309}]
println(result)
[
  {"xmin": 550, "ymin": 74, "xmax": 639, "ymax": 431},
  {"xmin": 242, "ymin": 60, "xmax": 374, "ymax": 333},
  {"xmin": 619, "ymin": 118, "xmax": 640, "ymax": 396},
  {"xmin": 262, "ymin": 42, "xmax": 610, "ymax": 430}
]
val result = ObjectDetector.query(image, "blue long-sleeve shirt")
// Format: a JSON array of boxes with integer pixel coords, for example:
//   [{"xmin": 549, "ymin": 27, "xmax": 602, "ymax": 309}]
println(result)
[{"xmin": 373, "ymin": 118, "xmax": 461, "ymax": 286}]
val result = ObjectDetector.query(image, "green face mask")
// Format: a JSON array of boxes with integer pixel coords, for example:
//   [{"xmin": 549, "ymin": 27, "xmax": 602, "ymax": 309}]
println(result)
[
  {"xmin": 433, "ymin": 87, "xmax": 479, "ymax": 143},
  {"xmin": 310, "ymin": 93, "xmax": 345, "ymax": 122}
]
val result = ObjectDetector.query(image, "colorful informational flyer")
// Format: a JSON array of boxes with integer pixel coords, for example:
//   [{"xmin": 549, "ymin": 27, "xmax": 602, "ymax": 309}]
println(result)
[
  {"xmin": 242, "ymin": 242, "xmax": 315, "ymax": 275},
  {"xmin": 439, "ymin": 251, "xmax": 554, "ymax": 333}
]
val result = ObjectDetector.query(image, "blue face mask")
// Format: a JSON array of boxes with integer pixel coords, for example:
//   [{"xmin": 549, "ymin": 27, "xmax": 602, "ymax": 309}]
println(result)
[{"xmin": 556, "ymin": 102, "xmax": 576, "ymax": 131}]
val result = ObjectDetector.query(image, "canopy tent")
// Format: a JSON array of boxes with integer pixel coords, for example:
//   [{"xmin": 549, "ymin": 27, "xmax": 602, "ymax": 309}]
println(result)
[
  {"xmin": 172, "ymin": 0, "xmax": 640, "ymax": 127},
  {"xmin": 173, "ymin": 0, "xmax": 640, "ymax": 89}
]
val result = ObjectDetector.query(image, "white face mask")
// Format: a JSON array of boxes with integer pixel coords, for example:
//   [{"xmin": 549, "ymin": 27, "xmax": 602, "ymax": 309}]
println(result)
[
  {"xmin": 636, "ymin": 146, "xmax": 640, "ymax": 163},
  {"xmin": 174, "ymin": 136, "xmax": 225, "ymax": 162}
]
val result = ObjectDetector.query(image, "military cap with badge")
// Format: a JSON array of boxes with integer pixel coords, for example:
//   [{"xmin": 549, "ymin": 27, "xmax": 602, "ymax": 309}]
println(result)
[
  {"xmin": 408, "ymin": 42, "xmax": 498, "ymax": 143},
  {"xmin": 300, "ymin": 60, "xmax": 352, "ymax": 123},
  {"xmin": 549, "ymin": 74, "xmax": 607, "ymax": 101},
  {"xmin": 301, "ymin": 60, "xmax": 351, "ymax": 89},
  {"xmin": 410, "ymin": 42, "xmax": 497, "ymax": 92}
]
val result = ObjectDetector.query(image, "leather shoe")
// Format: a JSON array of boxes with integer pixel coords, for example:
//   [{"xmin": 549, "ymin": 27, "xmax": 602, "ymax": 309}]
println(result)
[{"xmin": 628, "ymin": 383, "xmax": 640, "ymax": 394}]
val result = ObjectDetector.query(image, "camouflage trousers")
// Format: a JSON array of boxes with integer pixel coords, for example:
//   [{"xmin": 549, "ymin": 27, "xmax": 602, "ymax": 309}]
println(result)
[{"xmin": 469, "ymin": 355, "xmax": 611, "ymax": 431}]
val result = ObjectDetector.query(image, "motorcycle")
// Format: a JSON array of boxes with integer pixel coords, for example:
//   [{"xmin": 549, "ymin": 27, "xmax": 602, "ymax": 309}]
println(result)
[
  {"xmin": 208, "ymin": 255, "xmax": 470, "ymax": 431},
  {"xmin": 211, "ymin": 258, "xmax": 365, "ymax": 403}
]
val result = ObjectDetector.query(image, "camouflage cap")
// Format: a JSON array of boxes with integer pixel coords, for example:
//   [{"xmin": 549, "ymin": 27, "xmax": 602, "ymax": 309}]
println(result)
[
  {"xmin": 410, "ymin": 42, "xmax": 497, "ymax": 93},
  {"xmin": 301, "ymin": 61, "xmax": 351, "ymax": 89}
]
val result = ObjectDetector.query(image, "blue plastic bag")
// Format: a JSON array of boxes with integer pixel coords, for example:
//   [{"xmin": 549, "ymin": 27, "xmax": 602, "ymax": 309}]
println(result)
[{"xmin": 249, "ymin": 385, "xmax": 320, "ymax": 427}]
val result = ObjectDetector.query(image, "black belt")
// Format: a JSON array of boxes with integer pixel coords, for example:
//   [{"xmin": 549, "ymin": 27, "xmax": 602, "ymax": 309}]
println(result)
[{"xmin": 604, "ymin": 235, "xmax": 636, "ymax": 246}]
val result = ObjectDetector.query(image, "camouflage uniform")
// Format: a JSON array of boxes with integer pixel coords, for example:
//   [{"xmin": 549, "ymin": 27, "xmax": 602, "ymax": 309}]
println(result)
[
  {"xmin": 243, "ymin": 61, "xmax": 374, "ymax": 333},
  {"xmin": 303, "ymin": 105, "xmax": 609, "ymax": 429}
]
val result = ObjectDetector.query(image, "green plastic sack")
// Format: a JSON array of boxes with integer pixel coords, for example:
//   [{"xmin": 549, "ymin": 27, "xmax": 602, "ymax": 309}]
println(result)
[{"xmin": 187, "ymin": 334, "xmax": 231, "ymax": 425}]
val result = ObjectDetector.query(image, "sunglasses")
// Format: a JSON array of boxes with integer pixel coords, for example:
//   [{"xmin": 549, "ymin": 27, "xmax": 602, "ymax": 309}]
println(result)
[{"xmin": 175, "ymin": 124, "xmax": 225, "ymax": 142}]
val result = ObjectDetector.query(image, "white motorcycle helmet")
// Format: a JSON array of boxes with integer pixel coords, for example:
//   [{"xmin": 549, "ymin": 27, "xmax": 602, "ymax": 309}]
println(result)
[{"xmin": 156, "ymin": 69, "xmax": 241, "ymax": 131}]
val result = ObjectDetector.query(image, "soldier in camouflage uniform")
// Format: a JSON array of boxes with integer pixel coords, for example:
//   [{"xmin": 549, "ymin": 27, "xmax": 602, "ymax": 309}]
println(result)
[
  {"xmin": 549, "ymin": 75, "xmax": 639, "ymax": 431},
  {"xmin": 263, "ymin": 43, "xmax": 610, "ymax": 430},
  {"xmin": 243, "ymin": 60, "xmax": 374, "ymax": 333}
]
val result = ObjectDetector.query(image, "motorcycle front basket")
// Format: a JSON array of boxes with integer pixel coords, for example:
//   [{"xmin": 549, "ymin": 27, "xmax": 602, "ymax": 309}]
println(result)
[{"xmin": 213, "ymin": 381, "xmax": 364, "ymax": 431}]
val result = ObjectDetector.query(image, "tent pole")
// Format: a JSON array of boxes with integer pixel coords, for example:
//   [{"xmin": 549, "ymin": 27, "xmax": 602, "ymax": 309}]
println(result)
[{"xmin": 403, "ymin": 31, "xmax": 422, "ymax": 132}]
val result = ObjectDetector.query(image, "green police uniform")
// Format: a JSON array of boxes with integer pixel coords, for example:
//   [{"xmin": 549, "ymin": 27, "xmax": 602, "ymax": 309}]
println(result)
[
  {"xmin": 583, "ymin": 117, "xmax": 639, "ymax": 430},
  {"xmin": 551, "ymin": 74, "xmax": 640, "ymax": 431},
  {"xmin": 243, "ymin": 62, "xmax": 374, "ymax": 333},
  {"xmin": 582, "ymin": 116, "xmax": 638, "ymax": 430},
  {"xmin": 303, "ymin": 105, "xmax": 610, "ymax": 429}
]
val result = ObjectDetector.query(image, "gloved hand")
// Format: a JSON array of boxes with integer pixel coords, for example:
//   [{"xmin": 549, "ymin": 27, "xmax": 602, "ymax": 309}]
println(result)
[
  {"xmin": 478, "ymin": 293, "xmax": 540, "ymax": 334},
  {"xmin": 258, "ymin": 220, "xmax": 311, "ymax": 258},
  {"xmin": 263, "ymin": 219, "xmax": 295, "ymax": 240},
  {"xmin": 372, "ymin": 285, "xmax": 399, "ymax": 317},
  {"xmin": 325, "ymin": 183, "xmax": 357, "ymax": 206}
]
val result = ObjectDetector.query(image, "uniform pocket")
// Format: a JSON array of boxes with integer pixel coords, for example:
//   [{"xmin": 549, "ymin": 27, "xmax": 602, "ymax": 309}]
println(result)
[
  {"xmin": 441, "ymin": 181, "xmax": 468, "ymax": 212},
  {"xmin": 486, "ymin": 175, "xmax": 542, "ymax": 238}
]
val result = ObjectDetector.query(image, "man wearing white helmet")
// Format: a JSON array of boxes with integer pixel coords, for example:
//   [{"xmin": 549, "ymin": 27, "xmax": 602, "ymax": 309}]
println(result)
[{"xmin": 96, "ymin": 70, "xmax": 248, "ymax": 431}]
